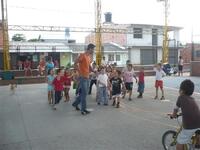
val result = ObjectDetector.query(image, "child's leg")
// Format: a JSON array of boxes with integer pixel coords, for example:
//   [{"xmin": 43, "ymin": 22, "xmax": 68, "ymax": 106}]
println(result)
[
  {"xmin": 154, "ymin": 87, "xmax": 158, "ymax": 99},
  {"xmin": 128, "ymin": 90, "xmax": 132, "ymax": 100},
  {"xmin": 50, "ymin": 91, "xmax": 53, "ymax": 104},
  {"xmin": 116, "ymin": 97, "xmax": 120, "ymax": 108},
  {"xmin": 48, "ymin": 91, "xmax": 51, "ymax": 104},
  {"xmin": 97, "ymin": 87, "xmax": 101, "ymax": 104},
  {"xmin": 161, "ymin": 88, "xmax": 164, "ymax": 97},
  {"xmin": 122, "ymin": 87, "xmax": 126, "ymax": 99},
  {"xmin": 109, "ymin": 89, "xmax": 112, "ymax": 100},
  {"xmin": 112, "ymin": 97, "xmax": 116, "ymax": 106},
  {"xmin": 66, "ymin": 88, "xmax": 70, "ymax": 101},
  {"xmin": 103, "ymin": 87, "xmax": 108, "ymax": 105},
  {"xmin": 24, "ymin": 69, "xmax": 27, "ymax": 76}
]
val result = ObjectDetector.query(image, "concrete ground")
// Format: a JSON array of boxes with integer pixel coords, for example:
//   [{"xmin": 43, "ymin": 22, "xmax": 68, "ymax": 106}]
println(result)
[{"xmin": 0, "ymin": 76, "xmax": 200, "ymax": 150}]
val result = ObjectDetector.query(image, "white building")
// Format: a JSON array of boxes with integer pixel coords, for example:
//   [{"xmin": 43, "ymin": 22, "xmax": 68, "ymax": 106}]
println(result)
[{"xmin": 126, "ymin": 24, "xmax": 182, "ymax": 65}]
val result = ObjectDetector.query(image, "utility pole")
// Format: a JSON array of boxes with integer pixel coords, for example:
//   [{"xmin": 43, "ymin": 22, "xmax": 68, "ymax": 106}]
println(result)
[
  {"xmin": 95, "ymin": 0, "xmax": 102, "ymax": 66},
  {"xmin": 1, "ymin": 0, "xmax": 10, "ymax": 70},
  {"xmin": 157, "ymin": 0, "xmax": 169, "ymax": 63},
  {"xmin": 191, "ymin": 29, "xmax": 194, "ymax": 61}
]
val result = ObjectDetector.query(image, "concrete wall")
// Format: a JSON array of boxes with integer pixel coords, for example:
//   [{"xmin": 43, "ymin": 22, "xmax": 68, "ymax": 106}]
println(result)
[
  {"xmin": 127, "ymin": 33, "xmax": 152, "ymax": 46},
  {"xmin": 93, "ymin": 52, "xmax": 128, "ymax": 66},
  {"xmin": 191, "ymin": 61, "xmax": 200, "ymax": 76},
  {"xmin": 85, "ymin": 33, "xmax": 127, "ymax": 46},
  {"xmin": 130, "ymin": 48, "xmax": 140, "ymax": 64}
]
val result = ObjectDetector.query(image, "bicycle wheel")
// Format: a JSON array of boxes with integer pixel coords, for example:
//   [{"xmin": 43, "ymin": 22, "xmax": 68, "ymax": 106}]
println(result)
[{"xmin": 162, "ymin": 130, "xmax": 177, "ymax": 150}]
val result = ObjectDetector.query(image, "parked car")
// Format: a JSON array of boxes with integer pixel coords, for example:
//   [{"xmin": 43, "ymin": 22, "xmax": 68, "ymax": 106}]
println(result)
[{"xmin": 162, "ymin": 63, "xmax": 177, "ymax": 76}]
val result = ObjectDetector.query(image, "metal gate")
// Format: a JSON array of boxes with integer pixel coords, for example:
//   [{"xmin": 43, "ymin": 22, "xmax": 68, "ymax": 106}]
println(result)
[{"xmin": 140, "ymin": 49, "xmax": 157, "ymax": 65}]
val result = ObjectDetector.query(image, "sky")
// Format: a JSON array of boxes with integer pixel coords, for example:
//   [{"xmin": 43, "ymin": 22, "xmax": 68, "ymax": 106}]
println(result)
[{"xmin": 2, "ymin": 0, "xmax": 200, "ymax": 43}]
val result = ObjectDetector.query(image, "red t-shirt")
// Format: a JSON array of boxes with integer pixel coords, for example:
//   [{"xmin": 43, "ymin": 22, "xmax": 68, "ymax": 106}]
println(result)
[
  {"xmin": 62, "ymin": 74, "xmax": 71, "ymax": 86},
  {"xmin": 24, "ymin": 61, "xmax": 31, "ymax": 68},
  {"xmin": 53, "ymin": 76, "xmax": 64, "ymax": 91},
  {"xmin": 138, "ymin": 72, "xmax": 144, "ymax": 83}
]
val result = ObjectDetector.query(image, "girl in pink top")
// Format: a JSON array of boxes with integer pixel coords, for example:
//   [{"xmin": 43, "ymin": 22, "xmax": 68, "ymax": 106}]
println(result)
[{"xmin": 123, "ymin": 64, "xmax": 137, "ymax": 101}]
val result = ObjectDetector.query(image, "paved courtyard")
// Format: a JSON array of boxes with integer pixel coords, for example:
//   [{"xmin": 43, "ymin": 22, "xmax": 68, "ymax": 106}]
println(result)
[{"xmin": 0, "ymin": 76, "xmax": 200, "ymax": 150}]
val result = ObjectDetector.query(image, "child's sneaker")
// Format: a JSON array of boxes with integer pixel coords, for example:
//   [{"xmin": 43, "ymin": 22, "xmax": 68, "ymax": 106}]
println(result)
[
  {"xmin": 160, "ymin": 96, "xmax": 165, "ymax": 100},
  {"xmin": 53, "ymin": 105, "xmax": 57, "ymax": 110},
  {"xmin": 112, "ymin": 100, "xmax": 116, "ymax": 106},
  {"xmin": 128, "ymin": 98, "xmax": 132, "ymax": 101},
  {"xmin": 154, "ymin": 96, "xmax": 158, "ymax": 100},
  {"xmin": 137, "ymin": 95, "xmax": 143, "ymax": 98}
]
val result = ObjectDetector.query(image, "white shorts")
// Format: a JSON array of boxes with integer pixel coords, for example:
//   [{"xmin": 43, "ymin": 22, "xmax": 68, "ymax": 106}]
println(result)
[
  {"xmin": 177, "ymin": 128, "xmax": 200, "ymax": 144},
  {"xmin": 112, "ymin": 94, "xmax": 121, "ymax": 98}
]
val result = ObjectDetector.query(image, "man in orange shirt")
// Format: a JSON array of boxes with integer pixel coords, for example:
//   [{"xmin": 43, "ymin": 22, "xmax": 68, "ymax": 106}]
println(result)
[{"xmin": 72, "ymin": 43, "xmax": 95, "ymax": 115}]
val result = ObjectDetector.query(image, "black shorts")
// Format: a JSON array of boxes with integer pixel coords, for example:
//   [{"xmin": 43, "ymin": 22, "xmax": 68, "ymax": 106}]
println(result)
[
  {"xmin": 112, "ymin": 90, "xmax": 121, "ymax": 96},
  {"xmin": 178, "ymin": 65, "xmax": 183, "ymax": 71},
  {"xmin": 125, "ymin": 82, "xmax": 133, "ymax": 91}
]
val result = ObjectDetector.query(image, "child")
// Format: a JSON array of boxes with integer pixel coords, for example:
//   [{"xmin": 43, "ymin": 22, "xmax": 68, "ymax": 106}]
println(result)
[
  {"xmin": 110, "ymin": 70, "xmax": 123, "ymax": 108},
  {"xmin": 88, "ymin": 63, "xmax": 97, "ymax": 95},
  {"xmin": 169, "ymin": 79, "xmax": 200, "ymax": 150},
  {"xmin": 97, "ymin": 67, "xmax": 109, "ymax": 105},
  {"xmin": 72, "ymin": 69, "xmax": 79, "ymax": 92},
  {"xmin": 52, "ymin": 69, "xmax": 64, "ymax": 110},
  {"xmin": 47, "ymin": 68, "xmax": 54, "ymax": 104},
  {"xmin": 154, "ymin": 63, "xmax": 166, "ymax": 100},
  {"xmin": 63, "ymin": 68, "xmax": 72, "ymax": 102},
  {"xmin": 108, "ymin": 66, "xmax": 116, "ymax": 100},
  {"xmin": 123, "ymin": 64, "xmax": 137, "ymax": 101},
  {"xmin": 137, "ymin": 67, "xmax": 145, "ymax": 98},
  {"xmin": 24, "ymin": 59, "xmax": 32, "ymax": 76}
]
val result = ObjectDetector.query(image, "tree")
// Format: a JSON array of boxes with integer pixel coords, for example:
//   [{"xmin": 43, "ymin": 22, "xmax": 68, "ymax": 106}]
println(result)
[
  {"xmin": 28, "ymin": 35, "xmax": 44, "ymax": 42},
  {"xmin": 12, "ymin": 34, "xmax": 26, "ymax": 41}
]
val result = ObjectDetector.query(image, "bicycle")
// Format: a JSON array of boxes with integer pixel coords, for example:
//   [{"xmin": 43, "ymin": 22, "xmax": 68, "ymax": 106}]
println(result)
[{"xmin": 162, "ymin": 114, "xmax": 200, "ymax": 150}]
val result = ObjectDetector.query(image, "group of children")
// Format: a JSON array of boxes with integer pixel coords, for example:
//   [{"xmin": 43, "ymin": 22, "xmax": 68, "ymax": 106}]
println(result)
[
  {"xmin": 89, "ymin": 63, "xmax": 145, "ymax": 108},
  {"xmin": 47, "ymin": 68, "xmax": 72, "ymax": 110},
  {"xmin": 46, "ymin": 62, "xmax": 167, "ymax": 110}
]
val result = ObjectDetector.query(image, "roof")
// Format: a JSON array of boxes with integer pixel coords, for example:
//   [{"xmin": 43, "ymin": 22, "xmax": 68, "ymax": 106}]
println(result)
[
  {"xmin": 127, "ymin": 24, "xmax": 182, "ymax": 31},
  {"xmin": 69, "ymin": 42, "xmax": 127, "ymax": 53},
  {"xmin": 9, "ymin": 41, "xmax": 72, "ymax": 53}
]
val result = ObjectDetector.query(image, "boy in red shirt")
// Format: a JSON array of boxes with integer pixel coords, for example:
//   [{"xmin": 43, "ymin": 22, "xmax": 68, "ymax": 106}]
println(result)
[
  {"xmin": 137, "ymin": 67, "xmax": 145, "ymax": 98},
  {"xmin": 24, "ymin": 59, "xmax": 32, "ymax": 76},
  {"xmin": 63, "ymin": 68, "xmax": 72, "ymax": 102},
  {"xmin": 52, "ymin": 69, "xmax": 64, "ymax": 110}
]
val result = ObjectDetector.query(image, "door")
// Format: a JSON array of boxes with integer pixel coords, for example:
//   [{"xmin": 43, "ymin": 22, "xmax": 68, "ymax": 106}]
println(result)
[{"xmin": 141, "ymin": 49, "xmax": 156, "ymax": 65}]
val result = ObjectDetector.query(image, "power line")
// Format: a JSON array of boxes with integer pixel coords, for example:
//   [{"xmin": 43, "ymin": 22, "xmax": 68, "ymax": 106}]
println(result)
[{"xmin": 8, "ymin": 5, "xmax": 93, "ymax": 14}]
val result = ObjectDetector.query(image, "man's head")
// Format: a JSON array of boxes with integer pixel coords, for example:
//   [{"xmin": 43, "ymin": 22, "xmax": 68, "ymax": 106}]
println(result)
[
  {"xmin": 86, "ymin": 43, "xmax": 95, "ymax": 55},
  {"xmin": 179, "ymin": 79, "xmax": 194, "ymax": 96},
  {"xmin": 179, "ymin": 56, "xmax": 182, "ymax": 59}
]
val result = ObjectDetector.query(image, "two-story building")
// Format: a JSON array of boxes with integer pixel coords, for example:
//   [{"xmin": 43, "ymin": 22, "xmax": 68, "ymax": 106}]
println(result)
[
  {"xmin": 127, "ymin": 24, "xmax": 182, "ymax": 65},
  {"xmin": 85, "ymin": 13, "xmax": 182, "ymax": 66}
]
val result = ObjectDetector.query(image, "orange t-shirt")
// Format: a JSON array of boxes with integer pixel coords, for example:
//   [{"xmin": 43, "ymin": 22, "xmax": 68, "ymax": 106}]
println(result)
[{"xmin": 78, "ymin": 53, "xmax": 91, "ymax": 78}]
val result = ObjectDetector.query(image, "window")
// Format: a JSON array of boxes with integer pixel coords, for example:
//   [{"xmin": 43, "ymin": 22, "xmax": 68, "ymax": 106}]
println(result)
[
  {"xmin": 152, "ymin": 29, "xmax": 158, "ymax": 46},
  {"xmin": 116, "ymin": 55, "xmax": 120, "ymax": 61},
  {"xmin": 196, "ymin": 50, "xmax": 200, "ymax": 57},
  {"xmin": 133, "ymin": 28, "xmax": 143, "ymax": 39},
  {"xmin": 108, "ymin": 54, "xmax": 114, "ymax": 61}
]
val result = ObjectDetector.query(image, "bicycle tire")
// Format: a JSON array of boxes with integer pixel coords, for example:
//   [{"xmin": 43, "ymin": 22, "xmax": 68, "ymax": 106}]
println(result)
[{"xmin": 162, "ymin": 130, "xmax": 177, "ymax": 150}]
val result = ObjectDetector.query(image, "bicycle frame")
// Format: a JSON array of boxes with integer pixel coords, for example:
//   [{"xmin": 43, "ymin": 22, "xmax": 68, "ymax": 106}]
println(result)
[{"xmin": 171, "ymin": 117, "xmax": 199, "ymax": 150}]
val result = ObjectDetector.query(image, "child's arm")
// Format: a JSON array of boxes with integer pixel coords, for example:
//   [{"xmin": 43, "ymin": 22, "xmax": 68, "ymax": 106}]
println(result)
[
  {"xmin": 169, "ymin": 106, "xmax": 179, "ymax": 118},
  {"xmin": 133, "ymin": 75, "xmax": 137, "ymax": 83},
  {"xmin": 169, "ymin": 97, "xmax": 181, "ymax": 118}
]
